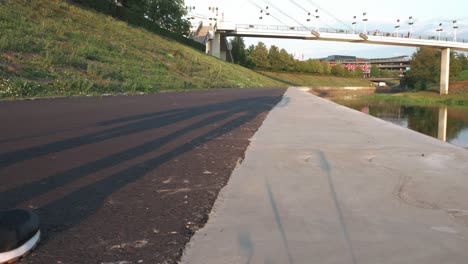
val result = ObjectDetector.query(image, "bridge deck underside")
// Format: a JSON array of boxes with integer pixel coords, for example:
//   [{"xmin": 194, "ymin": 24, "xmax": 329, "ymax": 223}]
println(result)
[{"xmin": 221, "ymin": 30, "xmax": 468, "ymax": 52}]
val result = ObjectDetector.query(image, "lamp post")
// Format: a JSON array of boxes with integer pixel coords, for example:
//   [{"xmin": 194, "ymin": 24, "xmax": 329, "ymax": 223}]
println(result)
[
  {"xmin": 352, "ymin": 16, "xmax": 357, "ymax": 34},
  {"xmin": 315, "ymin": 9, "xmax": 320, "ymax": 31},
  {"xmin": 362, "ymin": 12, "xmax": 368, "ymax": 35},
  {"xmin": 259, "ymin": 6, "xmax": 269, "ymax": 21},
  {"xmin": 436, "ymin": 23, "xmax": 443, "ymax": 40},
  {"xmin": 453, "ymin": 20, "xmax": 459, "ymax": 42},
  {"xmin": 307, "ymin": 11, "xmax": 312, "ymax": 31},
  {"xmin": 185, "ymin": 6, "xmax": 196, "ymax": 22},
  {"xmin": 395, "ymin": 19, "xmax": 400, "ymax": 37},
  {"xmin": 408, "ymin": 16, "xmax": 414, "ymax": 38},
  {"xmin": 208, "ymin": 5, "xmax": 219, "ymax": 25}
]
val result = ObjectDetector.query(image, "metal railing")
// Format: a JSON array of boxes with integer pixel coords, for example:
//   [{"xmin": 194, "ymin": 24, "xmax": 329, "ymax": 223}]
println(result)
[{"xmin": 234, "ymin": 24, "xmax": 468, "ymax": 44}]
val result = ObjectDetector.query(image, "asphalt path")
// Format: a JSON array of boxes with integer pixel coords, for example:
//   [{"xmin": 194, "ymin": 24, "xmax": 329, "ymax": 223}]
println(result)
[{"xmin": 0, "ymin": 88, "xmax": 285, "ymax": 264}]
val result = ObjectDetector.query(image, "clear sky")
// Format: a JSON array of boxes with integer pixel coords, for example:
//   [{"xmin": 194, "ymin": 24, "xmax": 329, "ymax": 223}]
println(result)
[{"xmin": 185, "ymin": 0, "xmax": 468, "ymax": 59}]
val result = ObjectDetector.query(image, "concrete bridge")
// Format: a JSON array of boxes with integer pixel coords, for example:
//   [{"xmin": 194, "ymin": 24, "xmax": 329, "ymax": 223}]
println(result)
[{"xmin": 200, "ymin": 22, "xmax": 468, "ymax": 95}]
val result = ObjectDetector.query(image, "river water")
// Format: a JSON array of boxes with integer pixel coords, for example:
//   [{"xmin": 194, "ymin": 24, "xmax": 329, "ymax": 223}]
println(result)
[{"xmin": 333, "ymin": 100, "xmax": 468, "ymax": 149}]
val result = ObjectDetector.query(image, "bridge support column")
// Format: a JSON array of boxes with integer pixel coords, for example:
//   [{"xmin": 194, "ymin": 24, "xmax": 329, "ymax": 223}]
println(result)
[
  {"xmin": 207, "ymin": 32, "xmax": 221, "ymax": 59},
  {"xmin": 438, "ymin": 107, "xmax": 448, "ymax": 141},
  {"xmin": 440, "ymin": 48, "xmax": 450, "ymax": 95}
]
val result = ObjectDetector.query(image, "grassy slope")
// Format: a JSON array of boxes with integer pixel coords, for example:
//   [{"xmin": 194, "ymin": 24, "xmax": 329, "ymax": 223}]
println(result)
[
  {"xmin": 258, "ymin": 70, "xmax": 374, "ymax": 87},
  {"xmin": 0, "ymin": 0, "xmax": 283, "ymax": 98}
]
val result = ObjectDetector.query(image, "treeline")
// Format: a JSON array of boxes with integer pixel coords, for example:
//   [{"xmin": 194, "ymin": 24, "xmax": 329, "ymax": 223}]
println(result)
[
  {"xmin": 405, "ymin": 47, "xmax": 468, "ymax": 90},
  {"xmin": 72, "ymin": 0, "xmax": 204, "ymax": 51},
  {"xmin": 231, "ymin": 37, "xmax": 366, "ymax": 77},
  {"xmin": 370, "ymin": 67, "xmax": 401, "ymax": 78}
]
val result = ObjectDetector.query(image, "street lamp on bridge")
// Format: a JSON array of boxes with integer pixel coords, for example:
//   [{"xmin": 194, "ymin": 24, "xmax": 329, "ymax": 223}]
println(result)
[
  {"xmin": 395, "ymin": 19, "xmax": 401, "ymax": 37},
  {"xmin": 259, "ymin": 6, "xmax": 269, "ymax": 20},
  {"xmin": 185, "ymin": 6, "xmax": 196, "ymax": 21},
  {"xmin": 453, "ymin": 20, "xmax": 459, "ymax": 42},
  {"xmin": 208, "ymin": 6, "xmax": 219, "ymax": 25},
  {"xmin": 436, "ymin": 23, "xmax": 443, "ymax": 40},
  {"xmin": 362, "ymin": 12, "xmax": 368, "ymax": 35},
  {"xmin": 309, "ymin": 9, "xmax": 320, "ymax": 37},
  {"xmin": 352, "ymin": 16, "xmax": 357, "ymax": 34},
  {"xmin": 314, "ymin": 9, "xmax": 320, "ymax": 32},
  {"xmin": 408, "ymin": 16, "xmax": 414, "ymax": 38}
]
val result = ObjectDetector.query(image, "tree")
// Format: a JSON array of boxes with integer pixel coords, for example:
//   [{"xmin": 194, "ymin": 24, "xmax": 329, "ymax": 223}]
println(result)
[
  {"xmin": 279, "ymin": 49, "xmax": 294, "ymax": 71},
  {"xmin": 450, "ymin": 52, "xmax": 463, "ymax": 78},
  {"xmin": 306, "ymin": 59, "xmax": 322, "ymax": 74},
  {"xmin": 250, "ymin": 42, "xmax": 270, "ymax": 69},
  {"xmin": 230, "ymin": 37, "xmax": 247, "ymax": 66},
  {"xmin": 459, "ymin": 53, "xmax": 468, "ymax": 70},
  {"xmin": 244, "ymin": 44, "xmax": 256, "ymax": 69},
  {"xmin": 294, "ymin": 60, "xmax": 307, "ymax": 73},
  {"xmin": 321, "ymin": 62, "xmax": 331, "ymax": 74},
  {"xmin": 343, "ymin": 67, "xmax": 352, "ymax": 77},
  {"xmin": 268, "ymin": 45, "xmax": 282, "ymax": 70},
  {"xmin": 331, "ymin": 64, "xmax": 345, "ymax": 76},
  {"xmin": 120, "ymin": 0, "xmax": 146, "ymax": 15},
  {"xmin": 354, "ymin": 66, "xmax": 364, "ymax": 77},
  {"xmin": 405, "ymin": 47, "xmax": 440, "ymax": 90},
  {"xmin": 124, "ymin": 0, "xmax": 190, "ymax": 35},
  {"xmin": 370, "ymin": 65, "xmax": 381, "ymax": 77}
]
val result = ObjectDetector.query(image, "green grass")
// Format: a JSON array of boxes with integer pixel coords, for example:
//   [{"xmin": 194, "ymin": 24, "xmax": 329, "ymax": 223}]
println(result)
[
  {"xmin": 0, "ymin": 0, "xmax": 284, "ymax": 98},
  {"xmin": 359, "ymin": 91, "xmax": 468, "ymax": 107},
  {"xmin": 257, "ymin": 71, "xmax": 374, "ymax": 87},
  {"xmin": 454, "ymin": 70, "xmax": 468, "ymax": 81}
]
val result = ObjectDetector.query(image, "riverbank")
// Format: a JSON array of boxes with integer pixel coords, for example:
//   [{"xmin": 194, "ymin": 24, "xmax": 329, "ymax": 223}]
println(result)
[
  {"xmin": 357, "ymin": 91, "xmax": 468, "ymax": 107},
  {"xmin": 332, "ymin": 98, "xmax": 468, "ymax": 149}
]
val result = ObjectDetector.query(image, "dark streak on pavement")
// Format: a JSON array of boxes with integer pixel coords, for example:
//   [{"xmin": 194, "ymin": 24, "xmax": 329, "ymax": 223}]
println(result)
[{"xmin": 0, "ymin": 88, "xmax": 286, "ymax": 264}]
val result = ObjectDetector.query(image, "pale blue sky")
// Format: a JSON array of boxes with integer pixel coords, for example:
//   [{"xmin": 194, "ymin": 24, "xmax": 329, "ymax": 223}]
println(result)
[{"xmin": 186, "ymin": 0, "xmax": 468, "ymax": 58}]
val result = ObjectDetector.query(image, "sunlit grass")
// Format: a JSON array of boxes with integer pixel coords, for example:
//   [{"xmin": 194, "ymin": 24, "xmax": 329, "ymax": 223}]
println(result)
[
  {"xmin": 257, "ymin": 71, "xmax": 374, "ymax": 87},
  {"xmin": 0, "ymin": 0, "xmax": 284, "ymax": 98},
  {"xmin": 361, "ymin": 92, "xmax": 468, "ymax": 107}
]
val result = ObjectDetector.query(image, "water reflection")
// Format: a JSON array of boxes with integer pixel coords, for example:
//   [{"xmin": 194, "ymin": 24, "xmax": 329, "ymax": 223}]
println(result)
[
  {"xmin": 335, "ymin": 100, "xmax": 468, "ymax": 149},
  {"xmin": 438, "ymin": 107, "xmax": 447, "ymax": 142}
]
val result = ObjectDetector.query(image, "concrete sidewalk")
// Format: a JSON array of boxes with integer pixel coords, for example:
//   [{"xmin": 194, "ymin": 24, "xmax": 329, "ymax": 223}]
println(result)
[{"xmin": 181, "ymin": 88, "xmax": 468, "ymax": 264}]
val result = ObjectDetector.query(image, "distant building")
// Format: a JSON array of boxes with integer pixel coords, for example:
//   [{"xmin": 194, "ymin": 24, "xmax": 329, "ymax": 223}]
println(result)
[
  {"xmin": 323, "ymin": 55, "xmax": 357, "ymax": 63},
  {"xmin": 366, "ymin": 56, "xmax": 411, "ymax": 73},
  {"xmin": 320, "ymin": 55, "xmax": 411, "ymax": 76}
]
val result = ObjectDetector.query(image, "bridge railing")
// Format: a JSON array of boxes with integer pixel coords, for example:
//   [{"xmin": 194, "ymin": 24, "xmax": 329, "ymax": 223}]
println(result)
[{"xmin": 235, "ymin": 24, "xmax": 468, "ymax": 44}]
